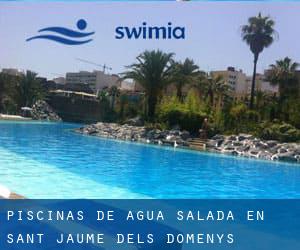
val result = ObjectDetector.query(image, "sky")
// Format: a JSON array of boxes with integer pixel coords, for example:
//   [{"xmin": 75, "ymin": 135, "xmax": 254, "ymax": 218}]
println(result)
[{"xmin": 0, "ymin": 2, "xmax": 300, "ymax": 79}]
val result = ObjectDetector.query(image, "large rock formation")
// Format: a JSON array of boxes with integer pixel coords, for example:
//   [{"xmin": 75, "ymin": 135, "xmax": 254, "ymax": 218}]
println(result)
[
  {"xmin": 31, "ymin": 100, "xmax": 62, "ymax": 122},
  {"xmin": 75, "ymin": 122, "xmax": 191, "ymax": 147}
]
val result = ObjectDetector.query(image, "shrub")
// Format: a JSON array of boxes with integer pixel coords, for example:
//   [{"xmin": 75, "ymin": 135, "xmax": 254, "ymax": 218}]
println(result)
[
  {"xmin": 258, "ymin": 122, "xmax": 300, "ymax": 142},
  {"xmin": 228, "ymin": 103, "xmax": 260, "ymax": 133},
  {"xmin": 157, "ymin": 94, "xmax": 207, "ymax": 133},
  {"xmin": 185, "ymin": 90, "xmax": 202, "ymax": 113},
  {"xmin": 209, "ymin": 109, "xmax": 225, "ymax": 135},
  {"xmin": 159, "ymin": 109, "xmax": 206, "ymax": 133},
  {"xmin": 115, "ymin": 93, "xmax": 144, "ymax": 122},
  {"xmin": 287, "ymin": 99, "xmax": 300, "ymax": 129}
]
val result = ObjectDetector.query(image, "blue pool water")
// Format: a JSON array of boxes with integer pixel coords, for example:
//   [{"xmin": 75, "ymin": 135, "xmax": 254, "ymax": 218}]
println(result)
[{"xmin": 0, "ymin": 121, "xmax": 299, "ymax": 198}]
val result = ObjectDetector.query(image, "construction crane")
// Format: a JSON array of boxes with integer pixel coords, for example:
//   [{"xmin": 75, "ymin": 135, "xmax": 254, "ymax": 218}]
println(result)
[{"xmin": 75, "ymin": 58, "xmax": 112, "ymax": 74}]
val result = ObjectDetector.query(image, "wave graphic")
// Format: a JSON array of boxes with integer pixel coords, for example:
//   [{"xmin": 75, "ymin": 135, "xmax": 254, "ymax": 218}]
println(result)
[
  {"xmin": 38, "ymin": 27, "xmax": 95, "ymax": 38},
  {"xmin": 26, "ymin": 19, "xmax": 94, "ymax": 45},
  {"xmin": 26, "ymin": 35, "xmax": 93, "ymax": 45}
]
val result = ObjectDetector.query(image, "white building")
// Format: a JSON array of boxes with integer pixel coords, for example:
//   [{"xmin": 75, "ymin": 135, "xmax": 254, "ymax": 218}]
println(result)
[
  {"xmin": 53, "ymin": 77, "xmax": 66, "ymax": 85},
  {"xmin": 211, "ymin": 67, "xmax": 248, "ymax": 98},
  {"xmin": 120, "ymin": 80, "xmax": 143, "ymax": 92},
  {"xmin": 245, "ymin": 74, "xmax": 278, "ymax": 96},
  {"xmin": 65, "ymin": 70, "xmax": 120, "ymax": 92},
  {"xmin": 211, "ymin": 67, "xmax": 278, "ymax": 99},
  {"xmin": 1, "ymin": 68, "xmax": 24, "ymax": 76}
]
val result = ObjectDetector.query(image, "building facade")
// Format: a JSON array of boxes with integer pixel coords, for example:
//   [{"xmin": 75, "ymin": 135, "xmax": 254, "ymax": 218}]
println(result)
[
  {"xmin": 1, "ymin": 68, "xmax": 24, "ymax": 76},
  {"xmin": 245, "ymin": 73, "xmax": 278, "ymax": 96},
  {"xmin": 65, "ymin": 70, "xmax": 121, "ymax": 92},
  {"xmin": 211, "ymin": 67, "xmax": 248, "ymax": 98},
  {"xmin": 53, "ymin": 77, "xmax": 66, "ymax": 85},
  {"xmin": 211, "ymin": 67, "xmax": 278, "ymax": 99}
]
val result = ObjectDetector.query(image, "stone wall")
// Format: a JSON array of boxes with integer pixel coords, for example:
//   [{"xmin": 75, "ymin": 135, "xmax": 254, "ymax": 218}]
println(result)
[{"xmin": 47, "ymin": 95, "xmax": 112, "ymax": 123}]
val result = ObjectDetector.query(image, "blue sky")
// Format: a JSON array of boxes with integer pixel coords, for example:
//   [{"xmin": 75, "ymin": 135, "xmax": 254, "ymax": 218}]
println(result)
[{"xmin": 0, "ymin": 2, "xmax": 300, "ymax": 79}]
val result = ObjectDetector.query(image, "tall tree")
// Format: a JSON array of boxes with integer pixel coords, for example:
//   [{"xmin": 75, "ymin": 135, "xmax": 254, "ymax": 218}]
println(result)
[
  {"xmin": 0, "ymin": 73, "xmax": 18, "ymax": 113},
  {"xmin": 108, "ymin": 85, "xmax": 120, "ymax": 110},
  {"xmin": 0, "ymin": 73, "xmax": 6, "ymax": 112},
  {"xmin": 241, "ymin": 13, "xmax": 276, "ymax": 109},
  {"xmin": 122, "ymin": 50, "xmax": 174, "ymax": 119},
  {"xmin": 191, "ymin": 71, "xmax": 207, "ymax": 100},
  {"xmin": 16, "ymin": 70, "xmax": 44, "ymax": 107},
  {"xmin": 267, "ymin": 57, "xmax": 299, "ymax": 100},
  {"xmin": 205, "ymin": 74, "xmax": 229, "ymax": 109},
  {"xmin": 172, "ymin": 58, "xmax": 199, "ymax": 101},
  {"xmin": 267, "ymin": 57, "xmax": 299, "ymax": 121}
]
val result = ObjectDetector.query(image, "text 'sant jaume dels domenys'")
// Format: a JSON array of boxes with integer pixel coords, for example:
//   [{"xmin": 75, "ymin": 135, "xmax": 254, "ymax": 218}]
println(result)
[{"xmin": 5, "ymin": 209, "xmax": 264, "ymax": 245}]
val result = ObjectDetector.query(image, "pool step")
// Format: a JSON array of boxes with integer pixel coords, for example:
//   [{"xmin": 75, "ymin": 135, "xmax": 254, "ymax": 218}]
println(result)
[{"xmin": 189, "ymin": 138, "xmax": 207, "ymax": 150}]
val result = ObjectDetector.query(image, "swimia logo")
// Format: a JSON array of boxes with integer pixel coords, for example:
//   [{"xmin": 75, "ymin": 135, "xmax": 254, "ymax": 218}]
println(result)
[
  {"xmin": 115, "ymin": 22, "xmax": 185, "ymax": 40},
  {"xmin": 26, "ymin": 19, "xmax": 95, "ymax": 45}
]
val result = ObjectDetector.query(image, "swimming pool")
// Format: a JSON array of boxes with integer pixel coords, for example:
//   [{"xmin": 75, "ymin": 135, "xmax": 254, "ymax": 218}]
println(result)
[{"xmin": 0, "ymin": 121, "xmax": 299, "ymax": 198}]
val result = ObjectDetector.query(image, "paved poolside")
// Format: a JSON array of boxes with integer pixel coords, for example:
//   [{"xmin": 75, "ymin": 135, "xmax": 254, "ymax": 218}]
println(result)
[
  {"xmin": 9, "ymin": 192, "xmax": 25, "ymax": 199},
  {"xmin": 0, "ymin": 114, "xmax": 32, "ymax": 121}
]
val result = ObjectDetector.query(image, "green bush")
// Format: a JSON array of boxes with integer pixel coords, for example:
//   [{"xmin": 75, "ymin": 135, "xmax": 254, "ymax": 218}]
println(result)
[
  {"xmin": 258, "ymin": 122, "xmax": 300, "ymax": 142},
  {"xmin": 115, "ymin": 93, "xmax": 145, "ymax": 122},
  {"xmin": 228, "ymin": 103, "xmax": 260, "ymax": 133},
  {"xmin": 211, "ymin": 110, "xmax": 225, "ymax": 133},
  {"xmin": 157, "ymin": 94, "xmax": 207, "ymax": 133},
  {"xmin": 159, "ymin": 109, "xmax": 206, "ymax": 133},
  {"xmin": 287, "ymin": 99, "xmax": 300, "ymax": 129}
]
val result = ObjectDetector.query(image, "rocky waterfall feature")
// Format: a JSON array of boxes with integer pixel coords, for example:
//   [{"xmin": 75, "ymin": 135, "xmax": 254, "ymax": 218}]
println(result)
[{"xmin": 31, "ymin": 100, "xmax": 62, "ymax": 122}]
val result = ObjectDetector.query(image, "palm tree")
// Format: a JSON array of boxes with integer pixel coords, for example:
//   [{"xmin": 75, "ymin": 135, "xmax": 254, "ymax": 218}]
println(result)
[
  {"xmin": 267, "ymin": 57, "xmax": 299, "ymax": 100},
  {"xmin": 172, "ymin": 58, "xmax": 199, "ymax": 101},
  {"xmin": 241, "ymin": 13, "xmax": 276, "ymax": 109},
  {"xmin": 122, "ymin": 50, "xmax": 174, "ymax": 119},
  {"xmin": 255, "ymin": 90, "xmax": 268, "ymax": 109},
  {"xmin": 119, "ymin": 93, "xmax": 129, "ymax": 120},
  {"xmin": 16, "ymin": 70, "xmax": 44, "ymax": 107},
  {"xmin": 108, "ymin": 85, "xmax": 120, "ymax": 110},
  {"xmin": 191, "ymin": 71, "xmax": 207, "ymax": 100},
  {"xmin": 205, "ymin": 74, "xmax": 229, "ymax": 109},
  {"xmin": 0, "ymin": 73, "xmax": 19, "ymax": 113},
  {"xmin": 0, "ymin": 73, "xmax": 7, "ymax": 112}
]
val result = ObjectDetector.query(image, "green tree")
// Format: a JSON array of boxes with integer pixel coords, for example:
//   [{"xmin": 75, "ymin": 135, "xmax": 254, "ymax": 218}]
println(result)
[
  {"xmin": 267, "ymin": 57, "xmax": 299, "ymax": 122},
  {"xmin": 16, "ymin": 71, "xmax": 44, "ymax": 107},
  {"xmin": 119, "ymin": 93, "xmax": 129, "ymax": 120},
  {"xmin": 0, "ymin": 73, "xmax": 22, "ymax": 113},
  {"xmin": 172, "ymin": 58, "xmax": 200, "ymax": 101},
  {"xmin": 255, "ymin": 90, "xmax": 270, "ymax": 118},
  {"xmin": 205, "ymin": 74, "xmax": 229, "ymax": 109},
  {"xmin": 122, "ymin": 50, "xmax": 174, "ymax": 119},
  {"xmin": 97, "ymin": 89, "xmax": 109, "ymax": 103},
  {"xmin": 267, "ymin": 57, "xmax": 299, "ymax": 100},
  {"xmin": 108, "ymin": 85, "xmax": 120, "ymax": 110},
  {"xmin": 241, "ymin": 13, "xmax": 276, "ymax": 109},
  {"xmin": 191, "ymin": 72, "xmax": 208, "ymax": 100},
  {"xmin": 0, "ymin": 73, "xmax": 8, "ymax": 112},
  {"xmin": 229, "ymin": 103, "xmax": 248, "ymax": 133}
]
